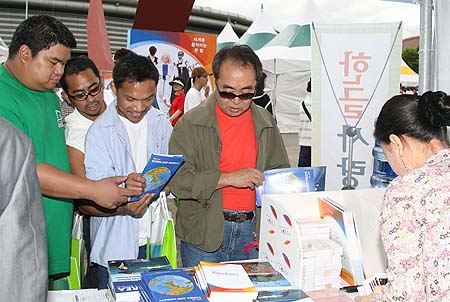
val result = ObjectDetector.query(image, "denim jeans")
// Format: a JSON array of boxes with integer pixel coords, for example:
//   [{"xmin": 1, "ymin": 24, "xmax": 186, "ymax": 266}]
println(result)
[
  {"xmin": 180, "ymin": 210, "xmax": 258, "ymax": 267},
  {"xmin": 298, "ymin": 146, "xmax": 311, "ymax": 167},
  {"xmin": 97, "ymin": 245, "xmax": 147, "ymax": 289}
]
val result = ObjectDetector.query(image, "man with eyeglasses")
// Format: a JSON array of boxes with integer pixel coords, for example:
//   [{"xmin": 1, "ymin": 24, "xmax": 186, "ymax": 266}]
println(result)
[
  {"xmin": 0, "ymin": 15, "xmax": 142, "ymax": 285},
  {"xmin": 84, "ymin": 52, "xmax": 172, "ymax": 289},
  {"xmin": 169, "ymin": 45, "xmax": 290, "ymax": 267},
  {"xmin": 184, "ymin": 66, "xmax": 211, "ymax": 113},
  {"xmin": 60, "ymin": 56, "xmax": 109, "ymax": 178}
]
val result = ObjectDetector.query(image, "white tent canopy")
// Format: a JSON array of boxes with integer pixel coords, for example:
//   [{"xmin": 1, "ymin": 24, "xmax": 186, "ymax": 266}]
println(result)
[
  {"xmin": 256, "ymin": 24, "xmax": 311, "ymax": 133},
  {"xmin": 217, "ymin": 21, "xmax": 239, "ymax": 52},
  {"xmin": 400, "ymin": 58, "xmax": 418, "ymax": 87},
  {"xmin": 235, "ymin": 6, "xmax": 277, "ymax": 51}
]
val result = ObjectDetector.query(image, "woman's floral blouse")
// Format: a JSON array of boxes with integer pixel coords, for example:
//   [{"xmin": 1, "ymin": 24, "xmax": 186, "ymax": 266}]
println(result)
[{"xmin": 377, "ymin": 149, "xmax": 450, "ymax": 301}]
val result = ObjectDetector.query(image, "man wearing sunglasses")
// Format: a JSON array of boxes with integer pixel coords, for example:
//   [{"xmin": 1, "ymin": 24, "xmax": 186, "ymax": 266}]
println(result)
[{"xmin": 169, "ymin": 45, "xmax": 290, "ymax": 267}]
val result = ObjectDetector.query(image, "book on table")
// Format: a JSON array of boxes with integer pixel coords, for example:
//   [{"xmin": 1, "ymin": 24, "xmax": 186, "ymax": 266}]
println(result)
[
  {"xmin": 226, "ymin": 260, "xmax": 313, "ymax": 302},
  {"xmin": 317, "ymin": 196, "xmax": 365, "ymax": 286},
  {"xmin": 129, "ymin": 153, "xmax": 184, "ymax": 201},
  {"xmin": 108, "ymin": 257, "xmax": 172, "ymax": 302},
  {"xmin": 141, "ymin": 268, "xmax": 208, "ymax": 302},
  {"xmin": 256, "ymin": 167, "xmax": 326, "ymax": 207},
  {"xmin": 197, "ymin": 261, "xmax": 258, "ymax": 302}
]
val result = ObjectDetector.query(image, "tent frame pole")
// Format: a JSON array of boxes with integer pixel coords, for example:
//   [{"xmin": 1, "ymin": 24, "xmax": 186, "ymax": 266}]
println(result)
[{"xmin": 418, "ymin": 0, "xmax": 434, "ymax": 93}]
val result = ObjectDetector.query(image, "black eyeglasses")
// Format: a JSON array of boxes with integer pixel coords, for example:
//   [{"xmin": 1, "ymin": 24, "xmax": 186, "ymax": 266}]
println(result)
[
  {"xmin": 216, "ymin": 86, "xmax": 255, "ymax": 100},
  {"xmin": 67, "ymin": 83, "xmax": 103, "ymax": 101}
]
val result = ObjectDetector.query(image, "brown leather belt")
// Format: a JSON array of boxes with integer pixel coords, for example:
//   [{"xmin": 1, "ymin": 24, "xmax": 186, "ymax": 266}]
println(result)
[{"xmin": 223, "ymin": 211, "xmax": 254, "ymax": 223}]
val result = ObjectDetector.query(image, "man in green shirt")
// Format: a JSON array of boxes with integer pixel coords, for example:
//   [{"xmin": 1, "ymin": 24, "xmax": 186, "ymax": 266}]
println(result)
[{"xmin": 0, "ymin": 15, "xmax": 144, "ymax": 281}]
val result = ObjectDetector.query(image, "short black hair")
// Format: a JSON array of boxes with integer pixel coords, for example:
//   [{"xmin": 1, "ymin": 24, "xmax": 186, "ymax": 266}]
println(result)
[
  {"xmin": 212, "ymin": 45, "xmax": 262, "ymax": 84},
  {"xmin": 374, "ymin": 91, "xmax": 450, "ymax": 145},
  {"xmin": 9, "ymin": 15, "xmax": 76, "ymax": 58},
  {"xmin": 149, "ymin": 46, "xmax": 157, "ymax": 55},
  {"xmin": 113, "ymin": 52, "xmax": 159, "ymax": 89},
  {"xmin": 59, "ymin": 55, "xmax": 100, "ymax": 92},
  {"xmin": 113, "ymin": 48, "xmax": 134, "ymax": 63}
]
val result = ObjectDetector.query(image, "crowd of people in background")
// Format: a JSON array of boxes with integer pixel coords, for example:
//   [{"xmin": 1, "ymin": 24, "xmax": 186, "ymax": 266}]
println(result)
[{"xmin": 1, "ymin": 14, "xmax": 450, "ymax": 302}]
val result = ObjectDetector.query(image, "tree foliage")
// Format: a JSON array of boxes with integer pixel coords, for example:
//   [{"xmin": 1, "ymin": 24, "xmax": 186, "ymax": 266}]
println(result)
[{"xmin": 402, "ymin": 46, "xmax": 419, "ymax": 73}]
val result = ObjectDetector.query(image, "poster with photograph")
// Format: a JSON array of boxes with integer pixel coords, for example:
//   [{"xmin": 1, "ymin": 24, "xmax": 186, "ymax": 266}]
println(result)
[{"xmin": 127, "ymin": 29, "xmax": 217, "ymax": 114}]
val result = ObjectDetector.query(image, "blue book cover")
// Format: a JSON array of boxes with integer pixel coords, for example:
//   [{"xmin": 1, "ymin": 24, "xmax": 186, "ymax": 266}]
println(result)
[
  {"xmin": 141, "ymin": 269, "xmax": 208, "ymax": 302},
  {"xmin": 108, "ymin": 257, "xmax": 172, "ymax": 302},
  {"xmin": 256, "ymin": 167, "xmax": 319, "ymax": 207},
  {"xmin": 130, "ymin": 153, "xmax": 184, "ymax": 201}
]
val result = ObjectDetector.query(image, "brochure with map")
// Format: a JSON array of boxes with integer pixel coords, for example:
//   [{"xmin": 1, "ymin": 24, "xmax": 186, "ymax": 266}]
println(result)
[
  {"xmin": 107, "ymin": 257, "xmax": 172, "ymax": 302},
  {"xmin": 141, "ymin": 269, "xmax": 208, "ymax": 302},
  {"xmin": 130, "ymin": 153, "xmax": 184, "ymax": 201},
  {"xmin": 256, "ymin": 167, "xmax": 320, "ymax": 207}
]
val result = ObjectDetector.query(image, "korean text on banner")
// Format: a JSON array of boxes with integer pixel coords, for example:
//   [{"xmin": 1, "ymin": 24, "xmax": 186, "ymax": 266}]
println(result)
[{"xmin": 311, "ymin": 22, "xmax": 402, "ymax": 190}]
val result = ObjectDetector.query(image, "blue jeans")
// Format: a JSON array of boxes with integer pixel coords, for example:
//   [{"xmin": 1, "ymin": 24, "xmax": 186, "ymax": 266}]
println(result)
[
  {"xmin": 180, "ymin": 210, "xmax": 258, "ymax": 267},
  {"xmin": 97, "ymin": 245, "xmax": 147, "ymax": 289},
  {"xmin": 298, "ymin": 146, "xmax": 311, "ymax": 167}
]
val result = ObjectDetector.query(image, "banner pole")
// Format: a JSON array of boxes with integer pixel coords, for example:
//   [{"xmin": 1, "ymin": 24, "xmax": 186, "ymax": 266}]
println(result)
[{"xmin": 342, "ymin": 126, "xmax": 356, "ymax": 190}]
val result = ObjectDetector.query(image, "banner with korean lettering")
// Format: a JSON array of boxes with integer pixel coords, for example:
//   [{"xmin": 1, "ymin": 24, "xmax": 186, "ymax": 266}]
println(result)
[
  {"xmin": 311, "ymin": 23, "xmax": 402, "ymax": 190},
  {"xmin": 128, "ymin": 29, "xmax": 216, "ymax": 113}
]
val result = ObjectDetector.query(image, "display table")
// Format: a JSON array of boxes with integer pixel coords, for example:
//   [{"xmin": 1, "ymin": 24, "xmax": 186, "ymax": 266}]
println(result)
[{"xmin": 47, "ymin": 288, "xmax": 111, "ymax": 302}]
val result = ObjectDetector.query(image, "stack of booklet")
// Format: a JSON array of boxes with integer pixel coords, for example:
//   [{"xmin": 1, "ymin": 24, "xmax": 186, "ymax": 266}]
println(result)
[
  {"xmin": 194, "ymin": 261, "xmax": 258, "ymax": 302},
  {"xmin": 236, "ymin": 261, "xmax": 313, "ymax": 302},
  {"xmin": 297, "ymin": 217, "xmax": 343, "ymax": 291},
  {"xmin": 107, "ymin": 257, "xmax": 172, "ymax": 302}
]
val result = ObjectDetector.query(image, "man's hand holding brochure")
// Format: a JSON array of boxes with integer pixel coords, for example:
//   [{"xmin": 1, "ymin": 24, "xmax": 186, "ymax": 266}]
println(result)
[{"xmin": 128, "ymin": 153, "xmax": 184, "ymax": 202}]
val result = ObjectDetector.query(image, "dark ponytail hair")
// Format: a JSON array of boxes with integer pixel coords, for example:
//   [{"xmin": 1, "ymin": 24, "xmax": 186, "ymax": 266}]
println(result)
[{"xmin": 374, "ymin": 91, "xmax": 450, "ymax": 145}]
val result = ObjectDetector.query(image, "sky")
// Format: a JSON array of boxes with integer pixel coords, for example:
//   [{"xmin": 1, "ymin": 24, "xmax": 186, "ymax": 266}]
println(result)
[{"xmin": 194, "ymin": 0, "xmax": 420, "ymax": 38}]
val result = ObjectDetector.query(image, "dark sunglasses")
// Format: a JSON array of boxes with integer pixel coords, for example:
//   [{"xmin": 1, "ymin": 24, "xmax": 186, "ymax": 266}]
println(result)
[
  {"xmin": 216, "ymin": 87, "xmax": 255, "ymax": 101},
  {"xmin": 67, "ymin": 83, "xmax": 103, "ymax": 101}
]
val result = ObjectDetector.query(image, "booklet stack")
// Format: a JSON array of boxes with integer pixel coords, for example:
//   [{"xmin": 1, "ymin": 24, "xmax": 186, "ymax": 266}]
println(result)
[
  {"xmin": 296, "ymin": 217, "xmax": 343, "ymax": 291},
  {"xmin": 232, "ymin": 261, "xmax": 313, "ymax": 302},
  {"xmin": 296, "ymin": 217, "xmax": 330, "ymax": 240},
  {"xmin": 301, "ymin": 238, "xmax": 343, "ymax": 291},
  {"xmin": 195, "ymin": 261, "xmax": 258, "ymax": 302},
  {"xmin": 108, "ymin": 257, "xmax": 172, "ymax": 302},
  {"xmin": 141, "ymin": 269, "xmax": 208, "ymax": 302}
]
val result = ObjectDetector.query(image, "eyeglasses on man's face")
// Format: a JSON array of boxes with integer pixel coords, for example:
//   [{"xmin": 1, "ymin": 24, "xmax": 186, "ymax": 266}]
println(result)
[
  {"xmin": 216, "ymin": 86, "xmax": 255, "ymax": 101},
  {"xmin": 67, "ymin": 83, "xmax": 103, "ymax": 101}
]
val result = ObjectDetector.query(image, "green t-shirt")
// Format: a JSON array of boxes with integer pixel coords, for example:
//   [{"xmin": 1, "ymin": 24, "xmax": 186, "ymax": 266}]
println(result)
[{"xmin": 0, "ymin": 64, "xmax": 73, "ymax": 276}]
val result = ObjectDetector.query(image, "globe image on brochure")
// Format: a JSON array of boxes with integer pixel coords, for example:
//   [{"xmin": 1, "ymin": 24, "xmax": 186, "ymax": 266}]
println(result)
[
  {"xmin": 147, "ymin": 275, "xmax": 194, "ymax": 295},
  {"xmin": 144, "ymin": 167, "xmax": 171, "ymax": 190}
]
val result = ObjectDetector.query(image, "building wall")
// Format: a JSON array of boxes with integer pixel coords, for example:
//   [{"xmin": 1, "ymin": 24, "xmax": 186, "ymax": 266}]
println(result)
[{"xmin": 0, "ymin": 0, "xmax": 251, "ymax": 55}]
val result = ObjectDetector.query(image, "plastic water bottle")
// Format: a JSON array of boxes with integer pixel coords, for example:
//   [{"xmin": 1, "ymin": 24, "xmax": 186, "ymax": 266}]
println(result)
[{"xmin": 370, "ymin": 139, "xmax": 397, "ymax": 188}]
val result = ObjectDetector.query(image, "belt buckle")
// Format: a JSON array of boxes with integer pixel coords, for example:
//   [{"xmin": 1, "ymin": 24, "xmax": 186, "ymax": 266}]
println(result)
[{"xmin": 234, "ymin": 213, "xmax": 247, "ymax": 223}]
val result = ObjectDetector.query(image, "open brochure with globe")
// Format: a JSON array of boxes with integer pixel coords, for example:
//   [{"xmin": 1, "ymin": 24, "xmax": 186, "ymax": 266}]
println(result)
[
  {"xmin": 129, "ymin": 153, "xmax": 184, "ymax": 202},
  {"xmin": 141, "ymin": 269, "xmax": 208, "ymax": 302}
]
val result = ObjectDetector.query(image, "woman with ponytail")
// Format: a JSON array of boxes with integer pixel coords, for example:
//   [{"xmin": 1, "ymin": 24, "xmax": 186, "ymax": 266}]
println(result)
[{"xmin": 358, "ymin": 91, "xmax": 450, "ymax": 301}]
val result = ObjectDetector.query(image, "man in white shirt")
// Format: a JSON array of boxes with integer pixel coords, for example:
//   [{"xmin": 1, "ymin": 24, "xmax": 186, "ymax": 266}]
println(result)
[
  {"xmin": 184, "ymin": 66, "xmax": 211, "ymax": 113},
  {"xmin": 60, "ymin": 56, "xmax": 109, "ymax": 177}
]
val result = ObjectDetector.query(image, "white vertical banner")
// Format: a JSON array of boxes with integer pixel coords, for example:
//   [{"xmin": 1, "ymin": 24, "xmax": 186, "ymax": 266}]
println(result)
[{"xmin": 311, "ymin": 23, "xmax": 402, "ymax": 190}]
